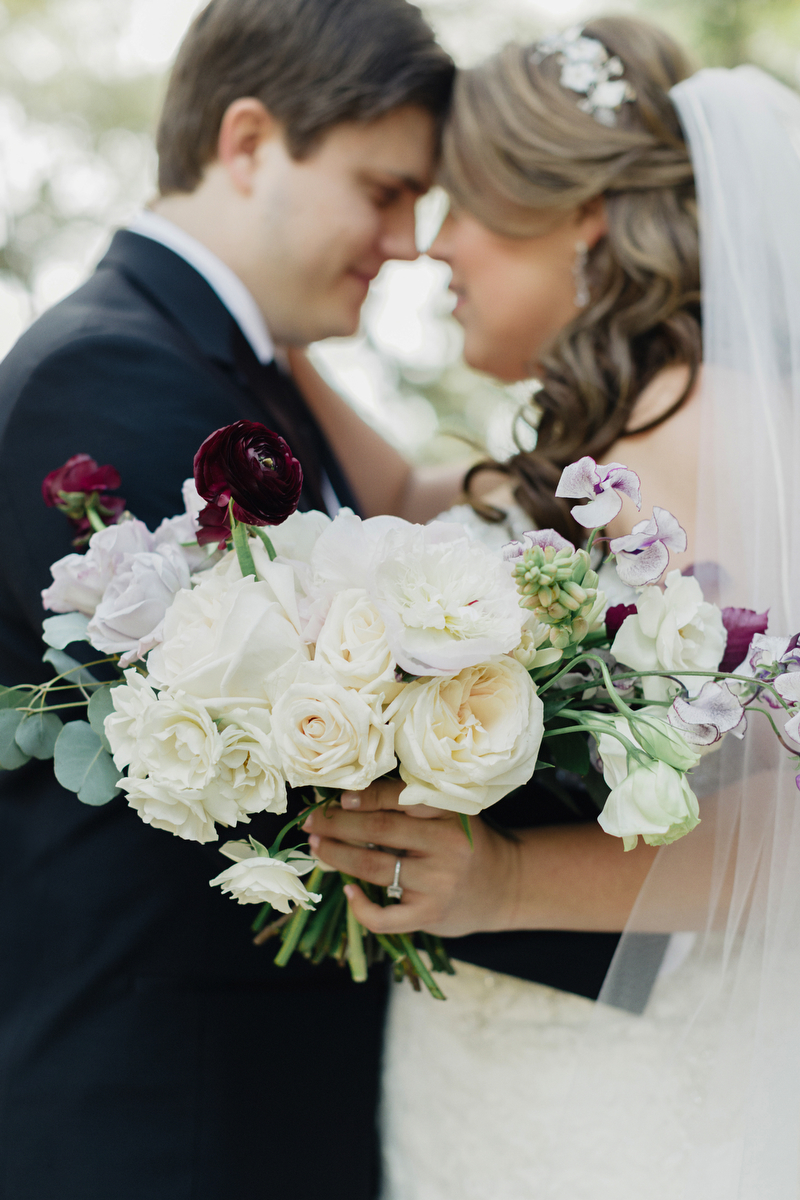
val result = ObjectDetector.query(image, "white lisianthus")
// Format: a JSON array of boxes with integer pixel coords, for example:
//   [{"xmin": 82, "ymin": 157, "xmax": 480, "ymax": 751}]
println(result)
[
  {"xmin": 393, "ymin": 657, "xmax": 544, "ymax": 814},
  {"xmin": 611, "ymin": 570, "xmax": 726, "ymax": 701},
  {"xmin": 41, "ymin": 518, "xmax": 154, "ymax": 616},
  {"xmin": 146, "ymin": 555, "xmax": 309, "ymax": 705},
  {"xmin": 87, "ymin": 544, "xmax": 192, "ymax": 666},
  {"xmin": 314, "ymin": 587, "xmax": 402, "ymax": 702},
  {"xmin": 589, "ymin": 708, "xmax": 699, "ymax": 779},
  {"xmin": 371, "ymin": 522, "xmax": 525, "ymax": 676},
  {"xmin": 270, "ymin": 661, "xmax": 396, "ymax": 790},
  {"xmin": 215, "ymin": 707, "xmax": 287, "ymax": 816},
  {"xmin": 598, "ymin": 759, "xmax": 700, "ymax": 851},
  {"xmin": 209, "ymin": 841, "xmax": 321, "ymax": 911}
]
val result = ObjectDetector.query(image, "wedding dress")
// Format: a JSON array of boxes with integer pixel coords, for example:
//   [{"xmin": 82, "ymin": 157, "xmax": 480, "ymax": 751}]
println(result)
[{"xmin": 380, "ymin": 66, "xmax": 800, "ymax": 1200}]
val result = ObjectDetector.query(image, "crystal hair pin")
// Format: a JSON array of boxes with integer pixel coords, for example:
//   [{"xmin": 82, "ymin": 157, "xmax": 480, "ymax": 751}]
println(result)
[{"xmin": 531, "ymin": 25, "xmax": 636, "ymax": 127}]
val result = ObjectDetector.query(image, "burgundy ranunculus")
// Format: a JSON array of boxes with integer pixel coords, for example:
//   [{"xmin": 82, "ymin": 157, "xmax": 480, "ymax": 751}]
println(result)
[
  {"xmin": 42, "ymin": 454, "xmax": 122, "ymax": 509},
  {"xmin": 42, "ymin": 453, "xmax": 126, "ymax": 547},
  {"xmin": 196, "ymin": 502, "xmax": 232, "ymax": 549},
  {"xmin": 193, "ymin": 421, "xmax": 303, "ymax": 528},
  {"xmin": 605, "ymin": 603, "xmax": 637, "ymax": 640},
  {"xmin": 719, "ymin": 607, "xmax": 770, "ymax": 674}
]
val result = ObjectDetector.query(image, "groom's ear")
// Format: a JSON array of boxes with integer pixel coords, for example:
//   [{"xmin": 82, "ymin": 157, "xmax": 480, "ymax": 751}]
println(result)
[{"xmin": 217, "ymin": 98, "xmax": 281, "ymax": 194}]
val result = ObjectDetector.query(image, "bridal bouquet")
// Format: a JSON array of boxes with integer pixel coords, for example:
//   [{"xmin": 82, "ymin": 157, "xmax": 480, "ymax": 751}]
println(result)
[{"xmin": 3, "ymin": 424, "xmax": 798, "ymax": 998}]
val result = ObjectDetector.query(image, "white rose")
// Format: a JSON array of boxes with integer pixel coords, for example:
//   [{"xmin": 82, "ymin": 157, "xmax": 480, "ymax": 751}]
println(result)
[
  {"xmin": 209, "ymin": 841, "xmax": 320, "ymax": 912},
  {"xmin": 41, "ymin": 518, "xmax": 154, "ymax": 616},
  {"xmin": 271, "ymin": 661, "xmax": 396, "ymax": 790},
  {"xmin": 215, "ymin": 707, "xmax": 287, "ymax": 816},
  {"xmin": 313, "ymin": 587, "xmax": 403, "ymax": 702},
  {"xmin": 146, "ymin": 555, "xmax": 309, "ymax": 706},
  {"xmin": 611, "ymin": 570, "xmax": 726, "ymax": 701},
  {"xmin": 119, "ymin": 776, "xmax": 220, "ymax": 843},
  {"xmin": 393, "ymin": 657, "xmax": 544, "ymax": 814},
  {"xmin": 598, "ymin": 759, "xmax": 700, "ymax": 851},
  {"xmin": 371, "ymin": 521, "xmax": 525, "ymax": 676},
  {"xmin": 104, "ymin": 668, "xmax": 157, "ymax": 770},
  {"xmin": 86, "ymin": 543, "xmax": 191, "ymax": 666}
]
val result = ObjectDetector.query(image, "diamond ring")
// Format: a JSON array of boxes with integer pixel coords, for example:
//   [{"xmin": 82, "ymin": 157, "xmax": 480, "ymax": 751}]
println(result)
[{"xmin": 387, "ymin": 857, "xmax": 403, "ymax": 901}]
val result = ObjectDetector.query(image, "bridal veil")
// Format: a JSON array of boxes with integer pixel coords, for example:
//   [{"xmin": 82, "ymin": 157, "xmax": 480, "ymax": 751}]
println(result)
[{"xmin": 554, "ymin": 65, "xmax": 800, "ymax": 1198}]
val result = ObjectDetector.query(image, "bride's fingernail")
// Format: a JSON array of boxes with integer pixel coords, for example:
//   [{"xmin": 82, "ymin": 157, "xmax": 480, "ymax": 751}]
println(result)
[{"xmin": 341, "ymin": 792, "xmax": 360, "ymax": 809}]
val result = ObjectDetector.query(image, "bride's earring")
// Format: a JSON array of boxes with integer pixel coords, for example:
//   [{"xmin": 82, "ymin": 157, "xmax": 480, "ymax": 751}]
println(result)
[{"xmin": 572, "ymin": 240, "xmax": 590, "ymax": 308}]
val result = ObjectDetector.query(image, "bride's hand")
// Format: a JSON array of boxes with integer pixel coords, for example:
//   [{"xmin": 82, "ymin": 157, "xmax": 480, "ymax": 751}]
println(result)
[{"xmin": 302, "ymin": 779, "xmax": 520, "ymax": 937}]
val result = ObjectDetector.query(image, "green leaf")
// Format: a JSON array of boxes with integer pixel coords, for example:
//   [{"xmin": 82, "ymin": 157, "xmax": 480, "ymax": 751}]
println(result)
[
  {"xmin": 87, "ymin": 684, "xmax": 120, "ymax": 752},
  {"xmin": 42, "ymin": 612, "xmax": 91, "ymax": 649},
  {"xmin": 542, "ymin": 693, "xmax": 574, "ymax": 722},
  {"xmin": 43, "ymin": 648, "xmax": 99, "ymax": 687},
  {"xmin": 0, "ymin": 710, "xmax": 31, "ymax": 769},
  {"xmin": 0, "ymin": 686, "xmax": 30, "ymax": 710},
  {"xmin": 15, "ymin": 710, "xmax": 63, "ymax": 760},
  {"xmin": 53, "ymin": 720, "xmax": 121, "ymax": 805},
  {"xmin": 548, "ymin": 728, "xmax": 591, "ymax": 776},
  {"xmin": 458, "ymin": 812, "xmax": 474, "ymax": 849}
]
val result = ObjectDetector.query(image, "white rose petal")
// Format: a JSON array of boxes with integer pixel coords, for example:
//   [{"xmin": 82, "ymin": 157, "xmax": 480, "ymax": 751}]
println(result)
[
  {"xmin": 87, "ymin": 543, "xmax": 191, "ymax": 665},
  {"xmin": 210, "ymin": 842, "xmax": 321, "ymax": 911},
  {"xmin": 271, "ymin": 661, "xmax": 396, "ymax": 790},
  {"xmin": 393, "ymin": 657, "xmax": 544, "ymax": 815},
  {"xmin": 215, "ymin": 707, "xmax": 287, "ymax": 816},
  {"xmin": 371, "ymin": 521, "xmax": 525, "ymax": 677},
  {"xmin": 314, "ymin": 587, "xmax": 402, "ymax": 702},
  {"xmin": 104, "ymin": 668, "xmax": 158, "ymax": 770},
  {"xmin": 42, "ymin": 518, "xmax": 154, "ymax": 616},
  {"xmin": 120, "ymin": 777, "xmax": 220, "ymax": 843},
  {"xmin": 611, "ymin": 570, "xmax": 726, "ymax": 701},
  {"xmin": 598, "ymin": 759, "xmax": 700, "ymax": 850}
]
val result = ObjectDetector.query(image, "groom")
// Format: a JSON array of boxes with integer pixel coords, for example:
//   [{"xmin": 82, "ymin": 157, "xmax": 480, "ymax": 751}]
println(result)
[{"xmin": 0, "ymin": 2, "xmax": 452, "ymax": 1198}]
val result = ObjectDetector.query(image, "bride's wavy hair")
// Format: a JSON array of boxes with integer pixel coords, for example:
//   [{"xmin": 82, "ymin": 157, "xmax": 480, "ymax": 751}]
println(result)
[{"xmin": 441, "ymin": 16, "xmax": 700, "ymax": 541}]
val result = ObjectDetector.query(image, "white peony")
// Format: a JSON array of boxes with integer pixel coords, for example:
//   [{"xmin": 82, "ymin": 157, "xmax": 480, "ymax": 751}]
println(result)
[
  {"xmin": 393, "ymin": 656, "xmax": 544, "ymax": 814},
  {"xmin": 598, "ymin": 759, "xmax": 700, "ymax": 851},
  {"xmin": 270, "ymin": 661, "xmax": 396, "ymax": 790},
  {"xmin": 145, "ymin": 552, "xmax": 309, "ymax": 707},
  {"xmin": 41, "ymin": 518, "xmax": 154, "ymax": 616},
  {"xmin": 371, "ymin": 521, "xmax": 525, "ymax": 677},
  {"xmin": 313, "ymin": 587, "xmax": 403, "ymax": 702},
  {"xmin": 86, "ymin": 544, "xmax": 191, "ymax": 666},
  {"xmin": 611, "ymin": 570, "xmax": 726, "ymax": 701},
  {"xmin": 209, "ymin": 841, "xmax": 320, "ymax": 911}
]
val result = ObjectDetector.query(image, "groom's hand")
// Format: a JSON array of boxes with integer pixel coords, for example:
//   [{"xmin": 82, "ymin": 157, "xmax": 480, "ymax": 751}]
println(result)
[{"xmin": 302, "ymin": 780, "xmax": 520, "ymax": 937}]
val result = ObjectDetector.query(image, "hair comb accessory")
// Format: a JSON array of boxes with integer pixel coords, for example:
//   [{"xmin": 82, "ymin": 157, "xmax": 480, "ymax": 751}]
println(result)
[{"xmin": 531, "ymin": 25, "xmax": 636, "ymax": 127}]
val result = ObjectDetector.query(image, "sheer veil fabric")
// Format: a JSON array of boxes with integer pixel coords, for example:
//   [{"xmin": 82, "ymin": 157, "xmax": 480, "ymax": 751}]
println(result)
[{"xmin": 552, "ymin": 67, "xmax": 800, "ymax": 1198}]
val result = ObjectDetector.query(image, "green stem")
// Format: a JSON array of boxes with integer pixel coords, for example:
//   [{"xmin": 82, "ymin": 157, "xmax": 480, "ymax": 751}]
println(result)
[
  {"xmin": 346, "ymin": 901, "xmax": 368, "ymax": 983},
  {"xmin": 268, "ymin": 797, "xmax": 327, "ymax": 857},
  {"xmin": 84, "ymin": 496, "xmax": 108, "ymax": 534},
  {"xmin": 747, "ymin": 706, "xmax": 797, "ymax": 753},
  {"xmin": 273, "ymin": 866, "xmax": 324, "ymax": 967},
  {"xmin": 398, "ymin": 933, "xmax": 446, "ymax": 1000},
  {"xmin": 544, "ymin": 715, "xmax": 647, "ymax": 764},
  {"xmin": 248, "ymin": 525, "xmax": 277, "ymax": 561},
  {"xmin": 230, "ymin": 504, "xmax": 257, "ymax": 578}
]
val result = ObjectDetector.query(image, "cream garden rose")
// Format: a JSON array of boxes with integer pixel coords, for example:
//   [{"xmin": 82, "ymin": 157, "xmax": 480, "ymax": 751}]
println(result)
[
  {"xmin": 270, "ymin": 661, "xmax": 396, "ymax": 790},
  {"xmin": 611, "ymin": 570, "xmax": 726, "ymax": 701},
  {"xmin": 393, "ymin": 656, "xmax": 544, "ymax": 814}
]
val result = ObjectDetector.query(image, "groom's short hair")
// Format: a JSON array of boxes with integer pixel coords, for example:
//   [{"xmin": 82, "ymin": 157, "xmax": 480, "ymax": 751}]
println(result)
[{"xmin": 157, "ymin": 0, "xmax": 454, "ymax": 194}]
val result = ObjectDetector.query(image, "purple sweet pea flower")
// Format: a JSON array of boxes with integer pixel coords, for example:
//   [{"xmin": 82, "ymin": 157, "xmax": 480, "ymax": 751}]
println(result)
[
  {"xmin": 785, "ymin": 712, "xmax": 800, "ymax": 748},
  {"xmin": 668, "ymin": 680, "xmax": 747, "ymax": 745},
  {"xmin": 555, "ymin": 457, "xmax": 641, "ymax": 529},
  {"xmin": 502, "ymin": 529, "xmax": 575, "ymax": 561},
  {"xmin": 609, "ymin": 507, "xmax": 687, "ymax": 587},
  {"xmin": 718, "ymin": 608, "xmax": 770, "ymax": 674}
]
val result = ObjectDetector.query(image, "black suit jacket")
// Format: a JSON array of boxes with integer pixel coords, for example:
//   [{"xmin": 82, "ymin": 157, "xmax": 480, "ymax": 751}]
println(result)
[{"xmin": 0, "ymin": 232, "xmax": 384, "ymax": 1200}]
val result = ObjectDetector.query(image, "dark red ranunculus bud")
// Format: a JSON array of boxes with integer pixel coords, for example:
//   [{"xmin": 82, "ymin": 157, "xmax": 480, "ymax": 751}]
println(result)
[
  {"xmin": 605, "ymin": 603, "xmax": 637, "ymax": 640},
  {"xmin": 193, "ymin": 421, "xmax": 303, "ymax": 527},
  {"xmin": 196, "ymin": 502, "xmax": 232, "ymax": 549},
  {"xmin": 42, "ymin": 454, "xmax": 121, "ymax": 508},
  {"xmin": 719, "ymin": 607, "xmax": 770, "ymax": 674}
]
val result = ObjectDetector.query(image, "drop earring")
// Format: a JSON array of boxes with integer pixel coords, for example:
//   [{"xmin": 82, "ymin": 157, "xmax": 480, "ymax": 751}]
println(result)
[{"xmin": 572, "ymin": 240, "xmax": 590, "ymax": 308}]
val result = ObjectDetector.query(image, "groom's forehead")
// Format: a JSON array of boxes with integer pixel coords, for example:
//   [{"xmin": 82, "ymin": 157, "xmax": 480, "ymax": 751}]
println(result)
[{"xmin": 314, "ymin": 108, "xmax": 437, "ymax": 191}]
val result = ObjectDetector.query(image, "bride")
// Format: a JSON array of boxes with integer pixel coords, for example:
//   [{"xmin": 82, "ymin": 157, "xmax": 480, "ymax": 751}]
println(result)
[{"xmin": 305, "ymin": 16, "xmax": 800, "ymax": 1198}]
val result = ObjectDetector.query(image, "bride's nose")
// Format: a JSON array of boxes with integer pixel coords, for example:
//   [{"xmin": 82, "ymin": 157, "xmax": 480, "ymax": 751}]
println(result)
[{"xmin": 428, "ymin": 213, "xmax": 455, "ymax": 265}]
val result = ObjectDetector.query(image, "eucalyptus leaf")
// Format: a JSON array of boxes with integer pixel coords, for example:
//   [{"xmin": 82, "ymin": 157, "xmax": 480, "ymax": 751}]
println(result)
[
  {"xmin": 53, "ymin": 720, "xmax": 121, "ymax": 805},
  {"xmin": 15, "ymin": 710, "xmax": 63, "ymax": 760},
  {"xmin": 0, "ymin": 710, "xmax": 31, "ymax": 769},
  {"xmin": 42, "ymin": 612, "xmax": 91, "ymax": 650},
  {"xmin": 43, "ymin": 648, "xmax": 99, "ymax": 688},
  {"xmin": 0, "ymin": 685, "xmax": 30, "ymax": 710},
  {"xmin": 87, "ymin": 684, "xmax": 119, "ymax": 752}
]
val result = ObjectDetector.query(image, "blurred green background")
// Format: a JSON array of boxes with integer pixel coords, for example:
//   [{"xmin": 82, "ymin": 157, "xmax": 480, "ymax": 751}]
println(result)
[{"xmin": 0, "ymin": 0, "xmax": 797, "ymax": 468}]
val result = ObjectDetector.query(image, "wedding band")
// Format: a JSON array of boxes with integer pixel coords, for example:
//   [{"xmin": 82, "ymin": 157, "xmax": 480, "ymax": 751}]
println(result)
[{"xmin": 387, "ymin": 858, "xmax": 403, "ymax": 901}]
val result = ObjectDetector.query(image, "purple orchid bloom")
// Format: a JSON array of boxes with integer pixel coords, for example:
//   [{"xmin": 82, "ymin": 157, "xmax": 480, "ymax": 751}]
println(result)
[
  {"xmin": 555, "ymin": 457, "xmax": 641, "ymax": 529},
  {"xmin": 502, "ymin": 529, "xmax": 574, "ymax": 561},
  {"xmin": 718, "ymin": 607, "xmax": 770, "ymax": 674},
  {"xmin": 668, "ymin": 680, "xmax": 747, "ymax": 745},
  {"xmin": 609, "ymin": 506, "xmax": 687, "ymax": 587}
]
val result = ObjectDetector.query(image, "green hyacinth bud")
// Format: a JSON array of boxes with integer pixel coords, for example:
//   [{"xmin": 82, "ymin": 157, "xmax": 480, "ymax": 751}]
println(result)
[{"xmin": 512, "ymin": 543, "xmax": 605, "ymax": 649}]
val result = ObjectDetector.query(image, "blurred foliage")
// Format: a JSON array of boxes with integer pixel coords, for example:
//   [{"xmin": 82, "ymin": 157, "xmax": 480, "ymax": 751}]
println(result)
[{"xmin": 0, "ymin": 0, "xmax": 798, "ymax": 463}]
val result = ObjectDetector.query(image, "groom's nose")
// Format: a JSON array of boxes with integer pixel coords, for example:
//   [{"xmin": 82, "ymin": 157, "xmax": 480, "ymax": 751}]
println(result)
[{"xmin": 377, "ymin": 207, "xmax": 420, "ymax": 263}]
